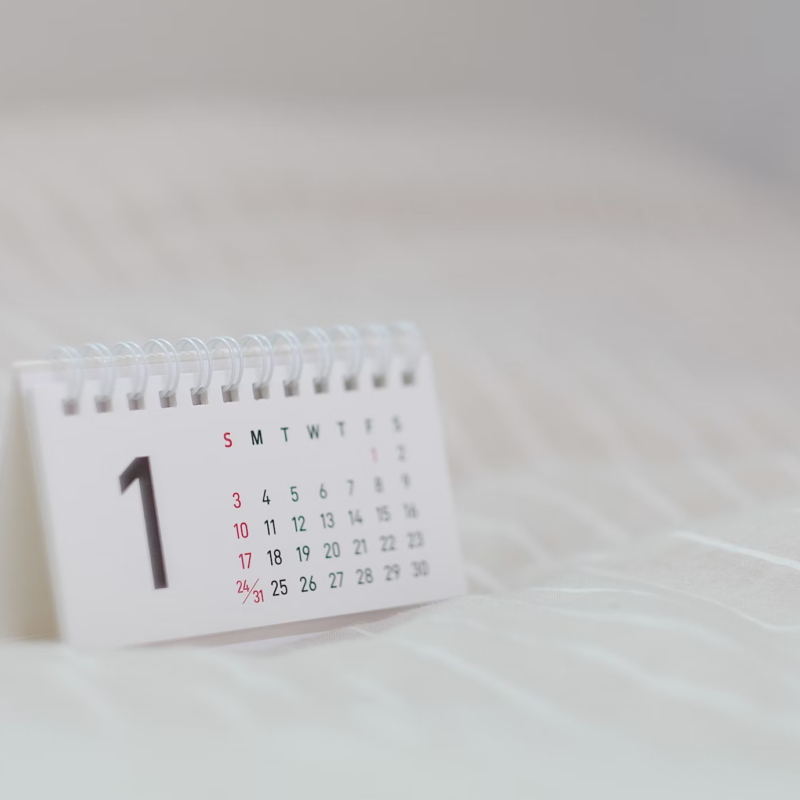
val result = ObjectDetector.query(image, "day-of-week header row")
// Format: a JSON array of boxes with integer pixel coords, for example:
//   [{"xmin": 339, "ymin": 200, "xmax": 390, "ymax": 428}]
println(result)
[{"xmin": 223, "ymin": 415, "xmax": 404, "ymax": 448}]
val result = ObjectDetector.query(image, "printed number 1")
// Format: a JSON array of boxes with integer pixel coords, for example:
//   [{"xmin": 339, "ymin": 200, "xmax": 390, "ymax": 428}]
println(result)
[{"xmin": 120, "ymin": 456, "xmax": 168, "ymax": 589}]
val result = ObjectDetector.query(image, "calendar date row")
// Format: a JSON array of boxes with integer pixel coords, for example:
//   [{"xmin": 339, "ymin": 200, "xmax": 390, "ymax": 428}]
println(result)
[
  {"xmin": 237, "ymin": 560, "xmax": 431, "ymax": 603},
  {"xmin": 233, "ymin": 503, "xmax": 419, "ymax": 540},
  {"xmin": 237, "ymin": 530, "xmax": 425, "ymax": 571},
  {"xmin": 232, "ymin": 474, "xmax": 412, "ymax": 511}
]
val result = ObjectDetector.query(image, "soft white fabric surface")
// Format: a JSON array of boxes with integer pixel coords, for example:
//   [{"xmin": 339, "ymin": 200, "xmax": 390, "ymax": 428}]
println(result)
[{"xmin": 2, "ymin": 105, "xmax": 800, "ymax": 797}]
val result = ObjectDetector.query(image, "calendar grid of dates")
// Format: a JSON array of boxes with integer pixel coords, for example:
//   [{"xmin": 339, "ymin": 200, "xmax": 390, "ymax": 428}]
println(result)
[{"xmin": 229, "ymin": 414, "xmax": 432, "ymax": 608}]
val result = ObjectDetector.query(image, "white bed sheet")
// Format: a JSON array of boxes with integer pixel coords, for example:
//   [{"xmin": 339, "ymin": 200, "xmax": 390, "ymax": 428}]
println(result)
[{"xmin": 1, "ymin": 105, "xmax": 800, "ymax": 797}]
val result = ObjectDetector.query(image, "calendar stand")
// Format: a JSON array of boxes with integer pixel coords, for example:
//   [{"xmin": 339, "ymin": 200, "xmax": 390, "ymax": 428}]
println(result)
[
  {"xmin": 1, "ymin": 326, "xmax": 466, "ymax": 648},
  {"xmin": 0, "ymin": 377, "xmax": 58, "ymax": 640}
]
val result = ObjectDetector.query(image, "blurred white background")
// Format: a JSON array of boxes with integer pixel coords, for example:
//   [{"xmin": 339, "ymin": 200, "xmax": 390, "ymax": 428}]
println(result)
[
  {"xmin": 0, "ymin": 0, "xmax": 798, "ymax": 187},
  {"xmin": 5, "ymin": 5, "xmax": 800, "ymax": 796}
]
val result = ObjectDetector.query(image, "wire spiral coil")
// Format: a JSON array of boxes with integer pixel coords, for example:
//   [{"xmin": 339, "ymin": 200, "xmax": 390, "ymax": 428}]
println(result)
[{"xmin": 51, "ymin": 322, "xmax": 424, "ymax": 414}]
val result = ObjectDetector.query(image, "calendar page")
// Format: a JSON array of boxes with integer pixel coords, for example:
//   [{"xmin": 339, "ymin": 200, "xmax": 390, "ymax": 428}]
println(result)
[{"xmin": 20, "ymin": 345, "xmax": 465, "ymax": 648}]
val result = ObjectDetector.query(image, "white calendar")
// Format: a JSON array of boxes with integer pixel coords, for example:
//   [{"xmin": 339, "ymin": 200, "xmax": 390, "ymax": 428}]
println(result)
[{"xmin": 1, "ymin": 325, "xmax": 465, "ymax": 648}]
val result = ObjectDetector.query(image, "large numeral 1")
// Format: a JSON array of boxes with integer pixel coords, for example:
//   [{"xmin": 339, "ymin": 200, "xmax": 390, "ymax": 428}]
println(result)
[{"xmin": 120, "ymin": 456, "xmax": 168, "ymax": 589}]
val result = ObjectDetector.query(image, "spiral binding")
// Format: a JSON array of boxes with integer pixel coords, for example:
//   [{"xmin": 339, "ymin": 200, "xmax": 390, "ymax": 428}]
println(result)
[{"xmin": 50, "ymin": 323, "xmax": 424, "ymax": 415}]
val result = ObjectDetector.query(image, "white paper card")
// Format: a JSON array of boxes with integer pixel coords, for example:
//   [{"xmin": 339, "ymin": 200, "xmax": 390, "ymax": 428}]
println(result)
[{"xmin": 19, "ymin": 354, "xmax": 465, "ymax": 648}]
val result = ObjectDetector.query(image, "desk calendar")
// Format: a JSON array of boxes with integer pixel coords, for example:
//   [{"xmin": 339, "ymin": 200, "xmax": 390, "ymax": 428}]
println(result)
[{"xmin": 0, "ymin": 325, "xmax": 465, "ymax": 648}]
